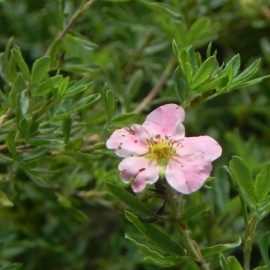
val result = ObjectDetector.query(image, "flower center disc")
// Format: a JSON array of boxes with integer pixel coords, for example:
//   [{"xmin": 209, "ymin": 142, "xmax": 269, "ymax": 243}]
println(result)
[{"xmin": 148, "ymin": 140, "xmax": 176, "ymax": 160}]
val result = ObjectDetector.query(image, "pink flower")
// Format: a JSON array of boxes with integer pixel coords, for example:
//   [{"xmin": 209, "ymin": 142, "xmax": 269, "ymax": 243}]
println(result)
[{"xmin": 106, "ymin": 104, "xmax": 222, "ymax": 194}]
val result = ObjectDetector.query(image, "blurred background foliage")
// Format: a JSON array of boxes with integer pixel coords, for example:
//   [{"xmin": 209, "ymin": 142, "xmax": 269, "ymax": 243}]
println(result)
[{"xmin": 0, "ymin": 0, "xmax": 270, "ymax": 269}]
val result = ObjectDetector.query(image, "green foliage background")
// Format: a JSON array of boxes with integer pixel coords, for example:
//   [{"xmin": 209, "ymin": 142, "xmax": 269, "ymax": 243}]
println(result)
[{"xmin": 0, "ymin": 0, "xmax": 270, "ymax": 269}]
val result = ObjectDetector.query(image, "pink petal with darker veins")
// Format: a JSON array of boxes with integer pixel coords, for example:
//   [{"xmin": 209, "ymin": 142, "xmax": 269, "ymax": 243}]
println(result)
[
  {"xmin": 176, "ymin": 136, "xmax": 222, "ymax": 161},
  {"xmin": 119, "ymin": 157, "xmax": 159, "ymax": 192},
  {"xmin": 142, "ymin": 104, "xmax": 185, "ymax": 140},
  {"xmin": 106, "ymin": 125, "xmax": 148, "ymax": 157},
  {"xmin": 166, "ymin": 155, "xmax": 213, "ymax": 194}
]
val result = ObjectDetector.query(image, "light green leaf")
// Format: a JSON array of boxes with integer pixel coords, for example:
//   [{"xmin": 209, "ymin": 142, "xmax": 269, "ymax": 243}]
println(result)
[
  {"xmin": 31, "ymin": 56, "xmax": 50, "ymax": 84},
  {"xmin": 227, "ymin": 256, "xmax": 243, "ymax": 270},
  {"xmin": 229, "ymin": 156, "xmax": 257, "ymax": 208},
  {"xmin": 178, "ymin": 49, "xmax": 194, "ymax": 84},
  {"xmin": 62, "ymin": 77, "xmax": 91, "ymax": 98},
  {"xmin": 226, "ymin": 54, "xmax": 241, "ymax": 78},
  {"xmin": 231, "ymin": 58, "xmax": 261, "ymax": 85},
  {"xmin": 219, "ymin": 253, "xmax": 230, "ymax": 270},
  {"xmin": 0, "ymin": 191, "xmax": 13, "ymax": 207},
  {"xmin": 255, "ymin": 164, "xmax": 270, "ymax": 201},
  {"xmin": 202, "ymin": 238, "xmax": 241, "ymax": 257},
  {"xmin": 191, "ymin": 55, "xmax": 218, "ymax": 89},
  {"xmin": 125, "ymin": 211, "xmax": 184, "ymax": 255},
  {"xmin": 105, "ymin": 183, "xmax": 159, "ymax": 218}
]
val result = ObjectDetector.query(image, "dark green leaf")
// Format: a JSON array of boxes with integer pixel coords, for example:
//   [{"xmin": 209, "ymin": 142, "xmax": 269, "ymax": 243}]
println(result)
[
  {"xmin": 125, "ymin": 234, "xmax": 181, "ymax": 267},
  {"xmin": 125, "ymin": 211, "xmax": 184, "ymax": 255},
  {"xmin": 5, "ymin": 132, "xmax": 16, "ymax": 156},
  {"xmin": 104, "ymin": 89, "xmax": 115, "ymax": 122},
  {"xmin": 0, "ymin": 264, "xmax": 23, "ymax": 270},
  {"xmin": 106, "ymin": 183, "xmax": 159, "ymax": 218},
  {"xmin": 110, "ymin": 113, "xmax": 138, "ymax": 126},
  {"xmin": 180, "ymin": 203, "xmax": 209, "ymax": 220}
]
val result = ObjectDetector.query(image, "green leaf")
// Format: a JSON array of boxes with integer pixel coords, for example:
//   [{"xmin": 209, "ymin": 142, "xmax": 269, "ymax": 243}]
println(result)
[
  {"xmin": 19, "ymin": 89, "xmax": 30, "ymax": 118},
  {"xmin": 219, "ymin": 253, "xmax": 230, "ymax": 270},
  {"xmin": 173, "ymin": 66, "xmax": 189, "ymax": 103},
  {"xmin": 5, "ymin": 132, "xmax": 16, "ymax": 156},
  {"xmin": 105, "ymin": 183, "xmax": 159, "ymax": 218},
  {"xmin": 180, "ymin": 203, "xmax": 209, "ymax": 220},
  {"xmin": 62, "ymin": 77, "xmax": 91, "ymax": 98},
  {"xmin": 104, "ymin": 89, "xmax": 115, "ymax": 122},
  {"xmin": 65, "ymin": 138, "xmax": 83, "ymax": 151},
  {"xmin": 178, "ymin": 49, "xmax": 194, "ymax": 84},
  {"xmin": 57, "ymin": 76, "xmax": 70, "ymax": 97},
  {"xmin": 227, "ymin": 256, "xmax": 243, "ymax": 270},
  {"xmin": 191, "ymin": 55, "xmax": 218, "ymax": 89},
  {"xmin": 110, "ymin": 113, "xmax": 138, "ymax": 127},
  {"xmin": 255, "ymin": 164, "xmax": 270, "ymax": 201},
  {"xmin": 31, "ymin": 56, "xmax": 50, "ymax": 84},
  {"xmin": 259, "ymin": 232, "xmax": 270, "ymax": 270},
  {"xmin": 11, "ymin": 46, "xmax": 31, "ymax": 81},
  {"xmin": 0, "ymin": 264, "xmax": 23, "ymax": 270},
  {"xmin": 125, "ymin": 233, "xmax": 181, "ymax": 267},
  {"xmin": 231, "ymin": 58, "xmax": 261, "ymax": 85},
  {"xmin": 229, "ymin": 156, "xmax": 257, "ymax": 208},
  {"xmin": 63, "ymin": 116, "xmax": 71, "ymax": 144},
  {"xmin": 0, "ymin": 191, "xmax": 13, "ymax": 207},
  {"xmin": 226, "ymin": 54, "xmax": 241, "ymax": 78},
  {"xmin": 125, "ymin": 211, "xmax": 184, "ymax": 255},
  {"xmin": 126, "ymin": 69, "xmax": 144, "ymax": 101},
  {"xmin": 201, "ymin": 238, "xmax": 241, "ymax": 257}
]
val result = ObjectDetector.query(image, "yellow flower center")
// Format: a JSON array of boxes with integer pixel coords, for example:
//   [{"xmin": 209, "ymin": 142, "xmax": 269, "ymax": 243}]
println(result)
[{"xmin": 147, "ymin": 137, "xmax": 176, "ymax": 161}]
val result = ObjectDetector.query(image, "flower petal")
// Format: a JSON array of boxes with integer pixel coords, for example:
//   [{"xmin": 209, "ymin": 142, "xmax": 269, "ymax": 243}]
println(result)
[
  {"xmin": 119, "ymin": 157, "xmax": 159, "ymax": 192},
  {"xmin": 142, "ymin": 104, "xmax": 185, "ymax": 139},
  {"xmin": 166, "ymin": 155, "xmax": 212, "ymax": 194},
  {"xmin": 106, "ymin": 125, "xmax": 149, "ymax": 157},
  {"xmin": 176, "ymin": 136, "xmax": 222, "ymax": 161}
]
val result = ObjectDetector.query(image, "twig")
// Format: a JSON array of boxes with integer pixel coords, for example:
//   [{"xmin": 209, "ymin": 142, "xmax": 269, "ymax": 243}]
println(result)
[
  {"xmin": 45, "ymin": 0, "xmax": 96, "ymax": 56},
  {"xmin": 0, "ymin": 108, "xmax": 12, "ymax": 127},
  {"xmin": 132, "ymin": 54, "xmax": 176, "ymax": 114}
]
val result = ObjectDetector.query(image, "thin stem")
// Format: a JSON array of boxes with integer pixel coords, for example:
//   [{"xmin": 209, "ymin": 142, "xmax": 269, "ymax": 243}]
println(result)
[
  {"xmin": 244, "ymin": 212, "xmax": 257, "ymax": 270},
  {"xmin": 132, "ymin": 55, "xmax": 176, "ymax": 114},
  {"xmin": 165, "ymin": 185, "xmax": 210, "ymax": 270},
  {"xmin": 45, "ymin": 0, "xmax": 96, "ymax": 56}
]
